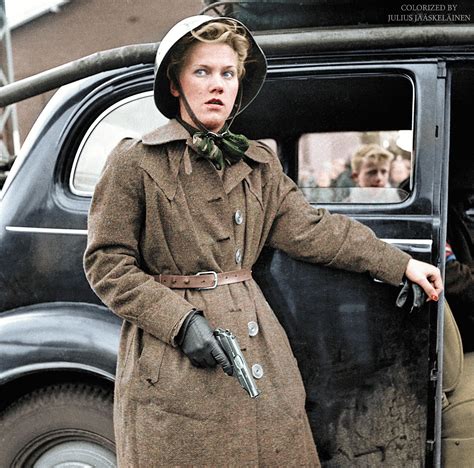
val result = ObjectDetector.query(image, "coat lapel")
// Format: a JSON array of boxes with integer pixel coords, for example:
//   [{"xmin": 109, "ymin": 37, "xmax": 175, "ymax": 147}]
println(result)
[
  {"xmin": 139, "ymin": 120, "xmax": 191, "ymax": 201},
  {"xmin": 139, "ymin": 120, "xmax": 272, "ymax": 201},
  {"xmin": 222, "ymin": 140, "xmax": 271, "ymax": 195}
]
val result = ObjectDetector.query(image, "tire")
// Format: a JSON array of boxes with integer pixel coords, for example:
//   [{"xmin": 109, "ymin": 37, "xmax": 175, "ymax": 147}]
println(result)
[{"xmin": 0, "ymin": 383, "xmax": 116, "ymax": 468}]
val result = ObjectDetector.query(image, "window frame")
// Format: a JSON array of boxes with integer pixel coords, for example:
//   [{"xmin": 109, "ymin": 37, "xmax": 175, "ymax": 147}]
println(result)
[{"xmin": 68, "ymin": 90, "xmax": 160, "ymax": 197}]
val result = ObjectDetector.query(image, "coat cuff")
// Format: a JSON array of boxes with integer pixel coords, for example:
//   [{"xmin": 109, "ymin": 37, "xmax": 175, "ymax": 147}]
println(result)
[{"xmin": 373, "ymin": 241, "xmax": 411, "ymax": 286}]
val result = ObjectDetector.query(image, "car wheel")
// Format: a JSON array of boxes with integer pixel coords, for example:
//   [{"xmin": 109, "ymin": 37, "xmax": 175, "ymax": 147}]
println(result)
[{"xmin": 0, "ymin": 383, "xmax": 116, "ymax": 467}]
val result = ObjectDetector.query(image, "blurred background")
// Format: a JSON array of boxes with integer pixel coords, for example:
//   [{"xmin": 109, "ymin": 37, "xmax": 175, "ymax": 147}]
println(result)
[{"xmin": 4, "ymin": 0, "xmax": 202, "ymax": 141}]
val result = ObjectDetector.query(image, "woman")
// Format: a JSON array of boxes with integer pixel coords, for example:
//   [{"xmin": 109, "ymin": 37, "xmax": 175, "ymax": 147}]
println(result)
[{"xmin": 84, "ymin": 15, "xmax": 443, "ymax": 467}]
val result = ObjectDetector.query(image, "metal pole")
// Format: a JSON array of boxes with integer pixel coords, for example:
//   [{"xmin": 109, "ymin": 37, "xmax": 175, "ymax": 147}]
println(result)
[{"xmin": 0, "ymin": 0, "xmax": 20, "ymax": 165}]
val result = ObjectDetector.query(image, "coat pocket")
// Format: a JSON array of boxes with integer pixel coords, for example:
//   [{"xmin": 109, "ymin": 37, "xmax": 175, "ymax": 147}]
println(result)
[{"xmin": 138, "ymin": 332, "xmax": 167, "ymax": 385}]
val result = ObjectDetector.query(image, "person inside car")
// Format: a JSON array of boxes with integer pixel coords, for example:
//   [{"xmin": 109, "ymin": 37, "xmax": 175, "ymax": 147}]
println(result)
[
  {"xmin": 347, "ymin": 143, "xmax": 403, "ymax": 203},
  {"xmin": 84, "ymin": 15, "xmax": 443, "ymax": 467}
]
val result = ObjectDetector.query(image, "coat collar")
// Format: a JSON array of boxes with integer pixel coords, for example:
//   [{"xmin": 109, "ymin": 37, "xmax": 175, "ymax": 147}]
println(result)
[
  {"xmin": 141, "ymin": 119, "xmax": 190, "ymax": 146},
  {"xmin": 139, "ymin": 119, "xmax": 271, "ymax": 200},
  {"xmin": 140, "ymin": 119, "xmax": 272, "ymax": 165}
]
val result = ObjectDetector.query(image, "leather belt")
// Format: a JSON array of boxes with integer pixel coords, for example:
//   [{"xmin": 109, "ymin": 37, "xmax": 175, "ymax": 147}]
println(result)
[{"xmin": 154, "ymin": 269, "xmax": 252, "ymax": 290}]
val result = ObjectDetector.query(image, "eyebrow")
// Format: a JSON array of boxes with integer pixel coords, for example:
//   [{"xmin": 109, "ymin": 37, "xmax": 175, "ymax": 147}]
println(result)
[{"xmin": 192, "ymin": 63, "xmax": 237, "ymax": 69}]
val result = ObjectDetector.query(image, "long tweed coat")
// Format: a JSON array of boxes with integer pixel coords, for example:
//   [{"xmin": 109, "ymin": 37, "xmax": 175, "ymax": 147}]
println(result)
[{"xmin": 84, "ymin": 119, "xmax": 410, "ymax": 467}]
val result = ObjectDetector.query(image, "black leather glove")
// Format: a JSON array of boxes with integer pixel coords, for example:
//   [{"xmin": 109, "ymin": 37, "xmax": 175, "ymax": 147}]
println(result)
[
  {"xmin": 178, "ymin": 311, "xmax": 233, "ymax": 375},
  {"xmin": 396, "ymin": 278, "xmax": 427, "ymax": 313}
]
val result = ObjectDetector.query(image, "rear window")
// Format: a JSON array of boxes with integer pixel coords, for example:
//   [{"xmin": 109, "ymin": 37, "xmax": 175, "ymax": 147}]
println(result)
[{"xmin": 70, "ymin": 91, "xmax": 167, "ymax": 196}]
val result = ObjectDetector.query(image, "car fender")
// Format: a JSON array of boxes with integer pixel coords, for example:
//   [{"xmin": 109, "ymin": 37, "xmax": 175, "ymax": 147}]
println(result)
[{"xmin": 0, "ymin": 302, "xmax": 121, "ymax": 385}]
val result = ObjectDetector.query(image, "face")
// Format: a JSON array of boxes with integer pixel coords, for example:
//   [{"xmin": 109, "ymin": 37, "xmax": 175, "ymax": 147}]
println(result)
[
  {"xmin": 353, "ymin": 160, "xmax": 391, "ymax": 188},
  {"xmin": 170, "ymin": 42, "xmax": 240, "ymax": 133}
]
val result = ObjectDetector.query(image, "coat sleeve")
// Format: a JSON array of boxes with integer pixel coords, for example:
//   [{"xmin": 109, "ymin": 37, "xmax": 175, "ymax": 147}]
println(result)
[
  {"xmin": 264, "ymin": 155, "xmax": 411, "ymax": 286},
  {"xmin": 83, "ymin": 139, "xmax": 194, "ymax": 345}
]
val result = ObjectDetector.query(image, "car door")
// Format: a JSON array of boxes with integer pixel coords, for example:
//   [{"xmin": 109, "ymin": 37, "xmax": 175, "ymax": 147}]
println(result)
[{"xmin": 242, "ymin": 59, "xmax": 445, "ymax": 467}]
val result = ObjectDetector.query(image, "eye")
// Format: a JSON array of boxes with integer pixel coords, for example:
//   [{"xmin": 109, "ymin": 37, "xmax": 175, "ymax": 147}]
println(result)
[
  {"xmin": 223, "ymin": 70, "xmax": 235, "ymax": 79},
  {"xmin": 194, "ymin": 68, "xmax": 207, "ymax": 77}
]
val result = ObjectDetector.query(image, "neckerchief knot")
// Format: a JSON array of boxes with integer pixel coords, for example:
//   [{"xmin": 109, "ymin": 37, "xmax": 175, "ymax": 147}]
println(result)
[
  {"xmin": 192, "ymin": 131, "xmax": 249, "ymax": 170},
  {"xmin": 177, "ymin": 117, "xmax": 249, "ymax": 170}
]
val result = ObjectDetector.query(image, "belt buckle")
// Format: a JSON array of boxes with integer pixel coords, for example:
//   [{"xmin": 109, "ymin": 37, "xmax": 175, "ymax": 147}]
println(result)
[{"xmin": 195, "ymin": 271, "xmax": 218, "ymax": 290}]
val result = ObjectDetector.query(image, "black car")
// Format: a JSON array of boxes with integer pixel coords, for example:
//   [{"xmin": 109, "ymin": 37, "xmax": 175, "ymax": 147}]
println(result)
[{"xmin": 0, "ymin": 20, "xmax": 473, "ymax": 467}]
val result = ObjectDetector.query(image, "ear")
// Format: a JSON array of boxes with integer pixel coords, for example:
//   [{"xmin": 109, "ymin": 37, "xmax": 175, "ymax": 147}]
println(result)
[
  {"xmin": 351, "ymin": 172, "xmax": 359, "ymax": 181},
  {"xmin": 170, "ymin": 80, "xmax": 180, "ymax": 98}
]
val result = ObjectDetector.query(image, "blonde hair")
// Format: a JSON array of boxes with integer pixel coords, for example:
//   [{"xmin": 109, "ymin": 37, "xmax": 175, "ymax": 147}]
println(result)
[
  {"xmin": 351, "ymin": 144, "xmax": 394, "ymax": 173},
  {"xmin": 167, "ymin": 20, "xmax": 250, "ymax": 83}
]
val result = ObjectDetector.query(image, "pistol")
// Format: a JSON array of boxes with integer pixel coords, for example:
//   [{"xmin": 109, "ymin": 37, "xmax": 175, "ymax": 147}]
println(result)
[{"xmin": 214, "ymin": 328, "xmax": 261, "ymax": 399}]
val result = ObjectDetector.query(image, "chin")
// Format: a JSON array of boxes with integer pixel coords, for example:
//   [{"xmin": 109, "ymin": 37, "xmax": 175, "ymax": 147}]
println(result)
[
  {"xmin": 200, "ymin": 113, "xmax": 230, "ymax": 133},
  {"xmin": 202, "ymin": 120, "xmax": 226, "ymax": 133}
]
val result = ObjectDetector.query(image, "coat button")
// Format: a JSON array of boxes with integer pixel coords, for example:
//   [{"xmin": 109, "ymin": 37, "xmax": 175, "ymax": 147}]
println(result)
[
  {"xmin": 235, "ymin": 248, "xmax": 242, "ymax": 264},
  {"xmin": 252, "ymin": 364, "xmax": 263, "ymax": 379},
  {"xmin": 234, "ymin": 210, "xmax": 243, "ymax": 225},
  {"xmin": 248, "ymin": 321, "xmax": 259, "ymax": 337}
]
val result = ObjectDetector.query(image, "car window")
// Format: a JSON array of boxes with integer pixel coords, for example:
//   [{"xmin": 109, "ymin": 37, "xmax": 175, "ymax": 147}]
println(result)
[
  {"xmin": 70, "ymin": 91, "xmax": 168, "ymax": 196},
  {"xmin": 284, "ymin": 72, "xmax": 415, "ymax": 205},
  {"xmin": 238, "ymin": 71, "xmax": 413, "ymax": 205},
  {"xmin": 298, "ymin": 129, "xmax": 412, "ymax": 204}
]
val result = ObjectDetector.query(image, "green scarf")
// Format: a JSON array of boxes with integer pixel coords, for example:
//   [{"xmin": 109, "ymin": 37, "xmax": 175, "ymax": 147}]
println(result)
[{"xmin": 177, "ymin": 117, "xmax": 249, "ymax": 170}]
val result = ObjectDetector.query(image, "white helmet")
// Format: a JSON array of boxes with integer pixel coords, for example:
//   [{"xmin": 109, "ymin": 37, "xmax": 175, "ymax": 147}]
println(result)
[{"xmin": 153, "ymin": 15, "xmax": 267, "ymax": 119}]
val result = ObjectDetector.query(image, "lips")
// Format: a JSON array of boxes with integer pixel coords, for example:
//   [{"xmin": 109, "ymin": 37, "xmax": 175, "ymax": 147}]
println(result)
[{"xmin": 205, "ymin": 98, "xmax": 223, "ymax": 106}]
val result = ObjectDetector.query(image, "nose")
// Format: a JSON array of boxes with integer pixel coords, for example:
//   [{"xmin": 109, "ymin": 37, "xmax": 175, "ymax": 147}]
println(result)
[
  {"xmin": 374, "ymin": 171, "xmax": 386, "ymax": 186},
  {"xmin": 209, "ymin": 73, "xmax": 224, "ymax": 93}
]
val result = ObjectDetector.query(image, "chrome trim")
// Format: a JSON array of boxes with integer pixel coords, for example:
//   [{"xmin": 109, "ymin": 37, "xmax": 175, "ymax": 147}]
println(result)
[
  {"xmin": 382, "ymin": 238, "xmax": 433, "ymax": 253},
  {"xmin": 5, "ymin": 226, "xmax": 88, "ymax": 235},
  {"xmin": 382, "ymin": 238, "xmax": 432, "ymax": 246},
  {"xmin": 0, "ymin": 362, "xmax": 114, "ymax": 385}
]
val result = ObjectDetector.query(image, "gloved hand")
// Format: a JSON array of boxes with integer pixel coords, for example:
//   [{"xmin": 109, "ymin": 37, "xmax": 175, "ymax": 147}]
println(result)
[
  {"xmin": 396, "ymin": 278, "xmax": 427, "ymax": 313},
  {"xmin": 178, "ymin": 311, "xmax": 233, "ymax": 375}
]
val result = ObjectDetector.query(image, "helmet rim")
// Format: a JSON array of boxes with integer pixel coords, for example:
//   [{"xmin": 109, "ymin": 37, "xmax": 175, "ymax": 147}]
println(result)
[{"xmin": 153, "ymin": 15, "xmax": 267, "ymax": 120}]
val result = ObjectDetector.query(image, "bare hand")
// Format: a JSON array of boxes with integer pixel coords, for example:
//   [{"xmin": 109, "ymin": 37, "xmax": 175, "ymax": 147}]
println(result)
[{"xmin": 404, "ymin": 259, "xmax": 443, "ymax": 301}]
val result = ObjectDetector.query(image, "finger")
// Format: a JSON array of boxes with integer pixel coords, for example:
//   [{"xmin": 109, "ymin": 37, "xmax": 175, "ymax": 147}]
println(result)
[
  {"xmin": 417, "ymin": 277, "xmax": 438, "ymax": 301},
  {"xmin": 430, "ymin": 273, "xmax": 444, "ymax": 294},
  {"xmin": 191, "ymin": 351, "xmax": 217, "ymax": 368},
  {"xmin": 211, "ymin": 347, "xmax": 234, "ymax": 376},
  {"xmin": 202, "ymin": 353, "xmax": 218, "ymax": 368},
  {"xmin": 190, "ymin": 357, "xmax": 204, "ymax": 368}
]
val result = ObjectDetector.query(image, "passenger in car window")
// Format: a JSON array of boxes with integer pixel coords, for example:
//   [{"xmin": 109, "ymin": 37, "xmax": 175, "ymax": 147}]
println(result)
[
  {"xmin": 346, "ymin": 143, "xmax": 403, "ymax": 203},
  {"xmin": 83, "ymin": 14, "xmax": 443, "ymax": 468}
]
